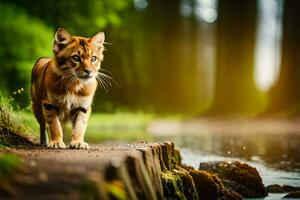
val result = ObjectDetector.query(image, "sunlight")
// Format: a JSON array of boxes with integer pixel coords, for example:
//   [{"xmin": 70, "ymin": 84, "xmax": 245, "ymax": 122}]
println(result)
[
  {"xmin": 180, "ymin": 0, "xmax": 218, "ymax": 23},
  {"xmin": 195, "ymin": 0, "xmax": 218, "ymax": 23},
  {"xmin": 180, "ymin": 0, "xmax": 193, "ymax": 17},
  {"xmin": 254, "ymin": 0, "xmax": 284, "ymax": 92},
  {"xmin": 134, "ymin": 0, "xmax": 148, "ymax": 11}
]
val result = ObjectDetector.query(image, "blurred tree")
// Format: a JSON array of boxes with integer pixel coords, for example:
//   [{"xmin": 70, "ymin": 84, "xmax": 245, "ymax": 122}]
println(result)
[
  {"xmin": 101, "ymin": 0, "xmax": 201, "ymax": 113},
  {"xmin": 106, "ymin": 0, "xmax": 215, "ymax": 113},
  {"xmin": 91, "ymin": 2, "xmax": 155, "ymax": 112},
  {"xmin": 0, "ymin": 2, "xmax": 53, "ymax": 107},
  {"xmin": 2, "ymin": 0, "xmax": 131, "ymax": 35},
  {"xmin": 147, "ymin": 0, "xmax": 185, "ymax": 112},
  {"xmin": 208, "ymin": 0, "xmax": 265, "ymax": 115},
  {"xmin": 267, "ymin": 0, "xmax": 300, "ymax": 115}
]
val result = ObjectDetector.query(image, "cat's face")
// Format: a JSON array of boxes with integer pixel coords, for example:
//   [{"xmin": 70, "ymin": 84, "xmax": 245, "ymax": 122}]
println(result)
[{"xmin": 53, "ymin": 28, "xmax": 105, "ymax": 81}]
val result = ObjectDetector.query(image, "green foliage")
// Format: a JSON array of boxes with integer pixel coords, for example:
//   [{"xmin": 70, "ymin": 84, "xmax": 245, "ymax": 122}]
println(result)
[
  {"xmin": 0, "ymin": 2, "xmax": 53, "ymax": 106},
  {"xmin": 0, "ymin": 154, "xmax": 21, "ymax": 180},
  {"xmin": 0, "ymin": 0, "xmax": 132, "ymax": 109},
  {"xmin": 3, "ymin": 0, "xmax": 132, "ymax": 35}
]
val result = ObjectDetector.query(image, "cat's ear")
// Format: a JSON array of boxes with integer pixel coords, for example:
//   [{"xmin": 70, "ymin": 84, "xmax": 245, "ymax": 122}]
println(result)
[
  {"xmin": 89, "ymin": 32, "xmax": 105, "ymax": 47},
  {"xmin": 53, "ymin": 28, "xmax": 72, "ymax": 53}
]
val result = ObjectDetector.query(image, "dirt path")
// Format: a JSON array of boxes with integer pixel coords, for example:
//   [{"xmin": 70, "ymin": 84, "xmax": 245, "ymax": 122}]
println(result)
[
  {"xmin": 1, "ymin": 143, "xmax": 162, "ymax": 199},
  {"xmin": 1, "ymin": 141, "xmax": 271, "ymax": 200}
]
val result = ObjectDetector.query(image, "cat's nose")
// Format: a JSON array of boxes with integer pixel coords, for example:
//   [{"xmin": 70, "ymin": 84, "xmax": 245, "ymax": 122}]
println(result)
[{"xmin": 83, "ymin": 69, "xmax": 92, "ymax": 75}]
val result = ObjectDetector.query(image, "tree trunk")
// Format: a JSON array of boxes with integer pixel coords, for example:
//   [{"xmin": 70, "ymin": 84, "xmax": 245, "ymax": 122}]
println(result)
[
  {"xmin": 148, "ymin": 0, "xmax": 186, "ymax": 112},
  {"xmin": 208, "ymin": 0, "xmax": 263, "ymax": 115},
  {"xmin": 267, "ymin": 0, "xmax": 300, "ymax": 114}
]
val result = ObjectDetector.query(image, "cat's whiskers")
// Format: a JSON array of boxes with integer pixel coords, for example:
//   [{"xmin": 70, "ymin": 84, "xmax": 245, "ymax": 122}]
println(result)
[
  {"xmin": 99, "ymin": 74, "xmax": 112, "ymax": 86},
  {"xmin": 99, "ymin": 68, "xmax": 112, "ymax": 75},
  {"xmin": 96, "ymin": 74, "xmax": 110, "ymax": 93},
  {"xmin": 96, "ymin": 76, "xmax": 108, "ymax": 93},
  {"xmin": 98, "ymin": 72, "xmax": 119, "ymax": 87}
]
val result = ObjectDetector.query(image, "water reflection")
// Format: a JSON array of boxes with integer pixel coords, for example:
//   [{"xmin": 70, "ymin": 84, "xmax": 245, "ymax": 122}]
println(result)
[{"xmin": 155, "ymin": 132, "xmax": 300, "ymax": 172}]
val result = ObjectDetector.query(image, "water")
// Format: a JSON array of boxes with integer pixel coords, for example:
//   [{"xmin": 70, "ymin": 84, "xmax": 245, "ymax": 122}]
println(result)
[{"xmin": 154, "ymin": 132, "xmax": 300, "ymax": 199}]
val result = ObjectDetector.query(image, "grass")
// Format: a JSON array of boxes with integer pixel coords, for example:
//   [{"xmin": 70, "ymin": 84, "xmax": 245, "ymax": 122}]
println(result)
[
  {"xmin": 1, "ymin": 92, "xmax": 180, "ymax": 144},
  {"xmin": 21, "ymin": 111, "xmax": 156, "ymax": 143},
  {"xmin": 73, "ymin": 111, "xmax": 155, "ymax": 143},
  {"xmin": 0, "ymin": 94, "xmax": 30, "ymax": 136},
  {"xmin": 1, "ymin": 90, "xmax": 183, "ymax": 145},
  {"xmin": 0, "ymin": 93, "xmax": 36, "ymax": 146}
]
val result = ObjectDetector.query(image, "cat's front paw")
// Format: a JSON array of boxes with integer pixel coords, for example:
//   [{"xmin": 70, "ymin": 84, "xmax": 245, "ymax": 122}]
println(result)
[
  {"xmin": 69, "ymin": 140, "xmax": 89, "ymax": 149},
  {"xmin": 47, "ymin": 140, "xmax": 66, "ymax": 149}
]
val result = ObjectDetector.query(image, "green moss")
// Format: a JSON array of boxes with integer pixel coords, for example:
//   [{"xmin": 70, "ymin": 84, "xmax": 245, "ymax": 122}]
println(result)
[
  {"xmin": 105, "ymin": 181, "xmax": 127, "ymax": 200},
  {"xmin": 161, "ymin": 166, "xmax": 233, "ymax": 200},
  {"xmin": 174, "ymin": 168, "xmax": 198, "ymax": 200},
  {"xmin": 94, "ymin": 144, "xmax": 244, "ymax": 200},
  {"xmin": 169, "ymin": 149, "xmax": 181, "ymax": 169},
  {"xmin": 161, "ymin": 171, "xmax": 186, "ymax": 200}
]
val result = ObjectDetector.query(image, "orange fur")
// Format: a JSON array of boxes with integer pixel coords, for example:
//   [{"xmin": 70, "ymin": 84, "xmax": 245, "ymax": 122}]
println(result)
[{"xmin": 31, "ymin": 28, "xmax": 105, "ymax": 149}]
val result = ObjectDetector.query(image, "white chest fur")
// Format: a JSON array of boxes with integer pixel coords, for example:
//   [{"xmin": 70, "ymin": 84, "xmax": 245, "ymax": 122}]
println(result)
[{"xmin": 49, "ymin": 92, "xmax": 93, "ymax": 113}]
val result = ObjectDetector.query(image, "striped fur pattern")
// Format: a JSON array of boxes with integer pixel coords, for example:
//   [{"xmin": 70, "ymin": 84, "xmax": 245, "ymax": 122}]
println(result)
[{"xmin": 31, "ymin": 28, "xmax": 105, "ymax": 149}]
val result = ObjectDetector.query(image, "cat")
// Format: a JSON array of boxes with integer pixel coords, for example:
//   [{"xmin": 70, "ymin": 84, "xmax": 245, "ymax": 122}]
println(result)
[{"xmin": 31, "ymin": 28, "xmax": 105, "ymax": 149}]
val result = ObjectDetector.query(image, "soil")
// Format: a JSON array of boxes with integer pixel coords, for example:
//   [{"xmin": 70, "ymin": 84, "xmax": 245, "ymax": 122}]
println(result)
[
  {"xmin": 0, "ymin": 143, "xmax": 152, "ymax": 199},
  {"xmin": 0, "ymin": 141, "xmax": 269, "ymax": 200},
  {"xmin": 0, "ymin": 127, "xmax": 37, "ymax": 147}
]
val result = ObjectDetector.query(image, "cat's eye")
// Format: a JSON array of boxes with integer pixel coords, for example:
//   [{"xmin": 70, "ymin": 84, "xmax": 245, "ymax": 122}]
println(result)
[
  {"xmin": 72, "ymin": 55, "xmax": 81, "ymax": 62},
  {"xmin": 91, "ymin": 56, "xmax": 97, "ymax": 63}
]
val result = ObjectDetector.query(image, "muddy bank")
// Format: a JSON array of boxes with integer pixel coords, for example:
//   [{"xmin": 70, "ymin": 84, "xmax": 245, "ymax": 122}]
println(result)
[{"xmin": 1, "ymin": 142, "xmax": 268, "ymax": 199}]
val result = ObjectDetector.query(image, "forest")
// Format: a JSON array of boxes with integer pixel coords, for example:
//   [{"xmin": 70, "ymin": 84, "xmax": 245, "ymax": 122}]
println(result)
[
  {"xmin": 1, "ymin": 0, "xmax": 300, "ymax": 199},
  {"xmin": 0, "ymin": 0, "xmax": 299, "ymax": 116}
]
